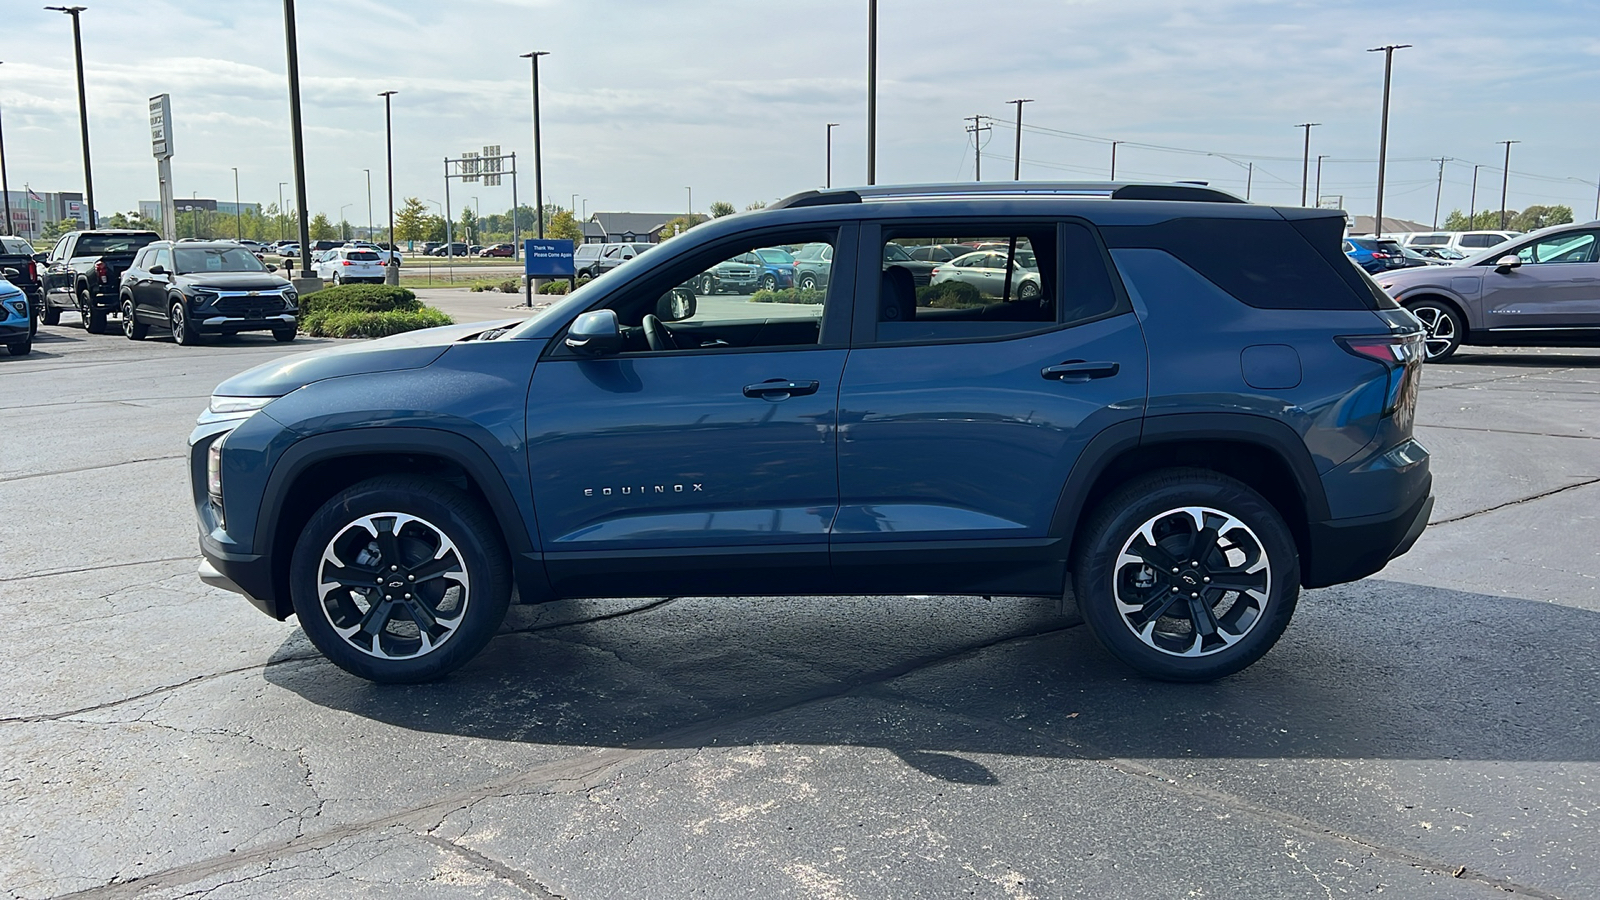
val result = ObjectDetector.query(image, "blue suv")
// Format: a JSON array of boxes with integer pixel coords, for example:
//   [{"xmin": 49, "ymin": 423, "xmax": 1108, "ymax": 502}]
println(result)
[{"xmin": 191, "ymin": 182, "xmax": 1432, "ymax": 684}]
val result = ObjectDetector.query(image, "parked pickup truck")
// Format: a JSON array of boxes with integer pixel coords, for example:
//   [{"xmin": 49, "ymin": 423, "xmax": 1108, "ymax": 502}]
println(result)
[
  {"xmin": 0, "ymin": 235, "xmax": 45, "ymax": 333},
  {"xmin": 40, "ymin": 229, "xmax": 160, "ymax": 333}
]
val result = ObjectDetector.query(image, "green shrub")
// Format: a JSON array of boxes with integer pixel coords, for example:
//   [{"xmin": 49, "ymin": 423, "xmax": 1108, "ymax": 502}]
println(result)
[
  {"xmin": 299, "ymin": 306, "xmax": 453, "ymax": 338},
  {"xmin": 498, "ymin": 279, "xmax": 521, "ymax": 293},
  {"xmin": 749, "ymin": 287, "xmax": 826, "ymax": 305},
  {"xmin": 300, "ymin": 284, "xmax": 419, "ymax": 315},
  {"xmin": 539, "ymin": 276, "xmax": 593, "ymax": 295},
  {"xmin": 916, "ymin": 281, "xmax": 982, "ymax": 309}
]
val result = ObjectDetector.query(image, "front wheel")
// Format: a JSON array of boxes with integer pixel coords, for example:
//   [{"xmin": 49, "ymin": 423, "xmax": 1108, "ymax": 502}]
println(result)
[
  {"xmin": 1072, "ymin": 468, "xmax": 1300, "ymax": 682},
  {"xmin": 42, "ymin": 299, "xmax": 61, "ymax": 326},
  {"xmin": 288, "ymin": 476, "xmax": 512, "ymax": 683},
  {"xmin": 272, "ymin": 327, "xmax": 297, "ymax": 343},
  {"xmin": 758, "ymin": 273, "xmax": 778, "ymax": 291},
  {"xmin": 122, "ymin": 297, "xmax": 148, "ymax": 341},
  {"xmin": 5, "ymin": 338, "xmax": 30, "ymax": 356},
  {"xmin": 170, "ymin": 301, "xmax": 199, "ymax": 346},
  {"xmin": 1404, "ymin": 300, "xmax": 1464, "ymax": 361}
]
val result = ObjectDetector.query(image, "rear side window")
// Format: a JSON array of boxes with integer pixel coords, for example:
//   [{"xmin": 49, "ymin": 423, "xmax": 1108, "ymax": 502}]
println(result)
[{"xmin": 1101, "ymin": 216, "xmax": 1376, "ymax": 310}]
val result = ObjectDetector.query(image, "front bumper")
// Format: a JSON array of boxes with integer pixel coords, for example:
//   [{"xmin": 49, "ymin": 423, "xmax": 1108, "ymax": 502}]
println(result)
[
  {"xmin": 194, "ymin": 312, "xmax": 296, "ymax": 334},
  {"xmin": 0, "ymin": 321, "xmax": 28, "ymax": 341}
]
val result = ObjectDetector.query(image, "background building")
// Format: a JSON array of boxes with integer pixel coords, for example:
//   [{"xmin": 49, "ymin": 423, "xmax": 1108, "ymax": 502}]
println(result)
[
  {"xmin": 581, "ymin": 212, "xmax": 704, "ymax": 244},
  {"xmin": 1, "ymin": 190, "xmax": 88, "ymax": 240},
  {"xmin": 138, "ymin": 199, "xmax": 261, "ymax": 223}
]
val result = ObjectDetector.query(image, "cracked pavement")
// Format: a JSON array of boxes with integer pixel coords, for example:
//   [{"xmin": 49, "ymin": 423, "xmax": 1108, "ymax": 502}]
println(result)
[{"xmin": 3, "ymin": 319, "xmax": 1598, "ymax": 898}]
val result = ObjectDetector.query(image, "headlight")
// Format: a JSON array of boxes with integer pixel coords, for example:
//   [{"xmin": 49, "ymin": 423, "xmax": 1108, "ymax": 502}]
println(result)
[
  {"xmin": 208, "ymin": 395, "xmax": 274, "ymax": 415},
  {"xmin": 207, "ymin": 433, "xmax": 226, "ymax": 500}
]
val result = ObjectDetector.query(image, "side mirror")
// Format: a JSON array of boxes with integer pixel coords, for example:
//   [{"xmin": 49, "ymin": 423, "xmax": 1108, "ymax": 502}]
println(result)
[
  {"xmin": 149, "ymin": 264, "xmax": 167, "ymax": 276},
  {"xmin": 565, "ymin": 309, "xmax": 624, "ymax": 356},
  {"xmin": 1495, "ymin": 255, "xmax": 1522, "ymax": 272},
  {"xmin": 655, "ymin": 288, "xmax": 697, "ymax": 322},
  {"xmin": 266, "ymin": 264, "xmax": 278, "ymax": 273},
  {"xmin": 34, "ymin": 253, "xmax": 47, "ymax": 263}
]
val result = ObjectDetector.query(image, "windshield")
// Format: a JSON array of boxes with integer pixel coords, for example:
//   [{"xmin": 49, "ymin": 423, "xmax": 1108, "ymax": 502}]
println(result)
[
  {"xmin": 76, "ymin": 233, "xmax": 157, "ymax": 256},
  {"xmin": 883, "ymin": 243, "xmax": 914, "ymax": 262},
  {"xmin": 174, "ymin": 247, "xmax": 268, "ymax": 274},
  {"xmin": 755, "ymin": 248, "xmax": 794, "ymax": 265}
]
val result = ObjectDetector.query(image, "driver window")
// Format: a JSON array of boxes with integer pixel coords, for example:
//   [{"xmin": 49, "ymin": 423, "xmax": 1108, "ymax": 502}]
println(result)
[{"xmin": 594, "ymin": 233, "xmax": 837, "ymax": 354}]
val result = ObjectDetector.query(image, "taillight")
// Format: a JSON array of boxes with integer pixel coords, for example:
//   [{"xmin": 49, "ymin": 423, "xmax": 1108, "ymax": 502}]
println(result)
[
  {"xmin": 930, "ymin": 267, "xmax": 941, "ymax": 276},
  {"xmin": 95, "ymin": 259, "xmax": 109, "ymax": 279},
  {"xmin": 1371, "ymin": 252, "xmax": 1391, "ymax": 259},
  {"xmin": 27, "ymin": 261, "xmax": 37, "ymax": 281},
  {"xmin": 342, "ymin": 260, "xmax": 354, "ymax": 266},
  {"xmin": 1339, "ymin": 333, "xmax": 1424, "ymax": 428}
]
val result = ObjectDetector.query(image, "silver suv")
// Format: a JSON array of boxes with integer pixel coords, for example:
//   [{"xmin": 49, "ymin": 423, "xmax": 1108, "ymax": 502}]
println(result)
[
  {"xmin": 1378, "ymin": 220, "xmax": 1600, "ymax": 359},
  {"xmin": 574, "ymin": 242, "xmax": 652, "ymax": 280}
]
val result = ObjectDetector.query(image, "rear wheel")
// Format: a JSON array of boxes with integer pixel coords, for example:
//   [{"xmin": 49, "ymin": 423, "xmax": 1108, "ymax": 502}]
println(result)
[
  {"xmin": 1404, "ymin": 300, "xmax": 1464, "ymax": 360},
  {"xmin": 288, "ymin": 476, "xmax": 512, "ymax": 683},
  {"xmin": 42, "ymin": 297, "xmax": 60, "ymax": 326},
  {"xmin": 79, "ymin": 286, "xmax": 108, "ymax": 334},
  {"xmin": 798, "ymin": 273, "xmax": 818, "ymax": 291},
  {"xmin": 1072, "ymin": 468, "xmax": 1300, "ymax": 682},
  {"xmin": 121, "ymin": 297, "xmax": 148, "ymax": 341}
]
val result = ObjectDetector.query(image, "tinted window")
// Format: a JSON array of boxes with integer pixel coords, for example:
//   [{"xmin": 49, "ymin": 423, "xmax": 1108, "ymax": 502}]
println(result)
[
  {"xmin": 347, "ymin": 251, "xmax": 381, "ymax": 261},
  {"xmin": 1102, "ymin": 216, "xmax": 1370, "ymax": 310},
  {"xmin": 75, "ymin": 233, "xmax": 158, "ymax": 256},
  {"xmin": 1410, "ymin": 234, "xmax": 1448, "ymax": 246},
  {"xmin": 1460, "ymin": 234, "xmax": 1504, "ymax": 248}
]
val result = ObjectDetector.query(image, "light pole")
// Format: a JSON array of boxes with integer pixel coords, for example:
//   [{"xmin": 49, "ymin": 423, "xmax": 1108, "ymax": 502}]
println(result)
[
  {"xmin": 0, "ymin": 61, "xmax": 12, "ymax": 235},
  {"xmin": 46, "ymin": 6, "xmax": 96, "ymax": 227},
  {"xmin": 1296, "ymin": 123, "xmax": 1319, "ymax": 206},
  {"xmin": 825, "ymin": 122, "xmax": 839, "ymax": 189},
  {"xmin": 362, "ymin": 168, "xmax": 372, "ymax": 240},
  {"xmin": 685, "ymin": 186, "xmax": 692, "ymax": 216},
  {"xmin": 867, "ymin": 0, "xmax": 877, "ymax": 185},
  {"xmin": 281, "ymin": 0, "xmax": 314, "ymax": 281},
  {"xmin": 519, "ymin": 51, "xmax": 549, "ymax": 239},
  {"xmin": 1498, "ymin": 140, "xmax": 1520, "ymax": 230},
  {"xmin": 471, "ymin": 195, "xmax": 479, "ymax": 245},
  {"xmin": 1314, "ymin": 154, "xmax": 1328, "ymax": 208},
  {"xmin": 1469, "ymin": 165, "xmax": 1482, "ymax": 229},
  {"xmin": 1008, "ymin": 99, "xmax": 1032, "ymax": 181},
  {"xmin": 277, "ymin": 181, "xmax": 287, "ymax": 241},
  {"xmin": 1109, "ymin": 140, "xmax": 1122, "ymax": 180},
  {"xmin": 1430, "ymin": 157, "xmax": 1452, "ymax": 229},
  {"xmin": 1368, "ymin": 43, "xmax": 1412, "ymax": 236},
  {"xmin": 379, "ymin": 90, "xmax": 396, "ymax": 282},
  {"xmin": 339, "ymin": 203, "xmax": 351, "ymax": 240},
  {"xmin": 231, "ymin": 167, "xmax": 242, "ymax": 240}
]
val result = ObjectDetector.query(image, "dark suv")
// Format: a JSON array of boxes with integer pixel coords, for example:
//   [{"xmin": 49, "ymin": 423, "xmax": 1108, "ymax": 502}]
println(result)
[
  {"xmin": 191, "ymin": 182, "xmax": 1432, "ymax": 684},
  {"xmin": 121, "ymin": 241, "xmax": 299, "ymax": 345}
]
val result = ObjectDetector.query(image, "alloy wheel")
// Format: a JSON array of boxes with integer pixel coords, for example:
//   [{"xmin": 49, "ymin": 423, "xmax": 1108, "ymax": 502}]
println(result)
[
  {"xmin": 1409, "ymin": 304, "xmax": 1458, "ymax": 359},
  {"xmin": 315, "ymin": 512, "xmax": 471, "ymax": 660},
  {"xmin": 1112, "ymin": 506, "xmax": 1272, "ymax": 657}
]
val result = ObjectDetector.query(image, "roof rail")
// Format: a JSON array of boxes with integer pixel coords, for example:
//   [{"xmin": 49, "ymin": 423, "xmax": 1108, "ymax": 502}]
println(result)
[{"xmin": 769, "ymin": 181, "xmax": 1245, "ymax": 210}]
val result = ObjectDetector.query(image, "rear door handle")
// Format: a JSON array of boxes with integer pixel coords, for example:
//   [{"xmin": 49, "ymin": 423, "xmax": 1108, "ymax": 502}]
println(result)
[
  {"xmin": 1042, "ymin": 361, "xmax": 1120, "ymax": 382},
  {"xmin": 743, "ymin": 379, "xmax": 820, "ymax": 399}
]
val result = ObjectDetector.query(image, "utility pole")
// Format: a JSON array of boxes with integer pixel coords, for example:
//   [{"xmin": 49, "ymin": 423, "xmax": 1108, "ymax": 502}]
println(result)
[
  {"xmin": 825, "ymin": 122, "xmax": 839, "ymax": 189},
  {"xmin": 866, "ymin": 0, "xmax": 876, "ymax": 185},
  {"xmin": 362, "ymin": 168, "xmax": 372, "ymax": 240},
  {"xmin": 1430, "ymin": 157, "xmax": 1452, "ymax": 229},
  {"xmin": 277, "ymin": 181, "xmax": 287, "ymax": 242},
  {"xmin": 964, "ymin": 115, "xmax": 990, "ymax": 181},
  {"xmin": 1368, "ymin": 44, "xmax": 1412, "ymax": 236},
  {"xmin": 1008, "ymin": 99, "xmax": 1032, "ymax": 181},
  {"xmin": 1109, "ymin": 140, "xmax": 1122, "ymax": 180},
  {"xmin": 1469, "ymin": 165, "xmax": 1481, "ymax": 230},
  {"xmin": 232, "ymin": 166, "xmax": 241, "ymax": 240},
  {"xmin": 1498, "ymin": 140, "xmax": 1519, "ymax": 230},
  {"xmin": 0, "ymin": 61, "xmax": 12, "ymax": 235},
  {"xmin": 281, "ymin": 0, "xmax": 314, "ymax": 281},
  {"xmin": 379, "ymin": 90, "xmax": 396, "ymax": 282},
  {"xmin": 520, "ymin": 51, "xmax": 549, "ymax": 239},
  {"xmin": 1314, "ymin": 154, "xmax": 1328, "ymax": 208},
  {"xmin": 1297, "ymin": 123, "xmax": 1319, "ymax": 206},
  {"xmin": 46, "ymin": 6, "xmax": 96, "ymax": 227},
  {"xmin": 1246, "ymin": 162, "xmax": 1254, "ymax": 200}
]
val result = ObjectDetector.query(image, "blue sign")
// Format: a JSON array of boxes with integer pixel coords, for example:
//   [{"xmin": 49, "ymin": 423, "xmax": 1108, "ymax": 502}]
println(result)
[{"xmin": 524, "ymin": 239, "xmax": 575, "ymax": 277}]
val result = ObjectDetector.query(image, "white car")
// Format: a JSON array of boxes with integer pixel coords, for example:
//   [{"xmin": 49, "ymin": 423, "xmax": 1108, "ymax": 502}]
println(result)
[
  {"xmin": 1390, "ymin": 230, "xmax": 1521, "ymax": 254},
  {"xmin": 928, "ymin": 248, "xmax": 1042, "ymax": 302},
  {"xmin": 313, "ymin": 247, "xmax": 386, "ymax": 285},
  {"xmin": 343, "ymin": 240, "xmax": 403, "ymax": 267}
]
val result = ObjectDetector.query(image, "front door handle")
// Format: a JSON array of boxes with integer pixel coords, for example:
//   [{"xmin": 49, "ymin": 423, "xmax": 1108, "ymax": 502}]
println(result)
[
  {"xmin": 743, "ymin": 379, "xmax": 820, "ymax": 400},
  {"xmin": 1041, "ymin": 360, "xmax": 1120, "ymax": 382}
]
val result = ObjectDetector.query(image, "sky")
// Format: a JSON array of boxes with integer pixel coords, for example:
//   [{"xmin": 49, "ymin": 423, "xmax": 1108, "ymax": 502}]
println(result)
[{"xmin": 1, "ymin": 0, "xmax": 1597, "ymax": 228}]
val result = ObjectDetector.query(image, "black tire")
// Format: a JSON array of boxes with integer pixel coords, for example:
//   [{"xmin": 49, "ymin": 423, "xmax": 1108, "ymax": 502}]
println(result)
[
  {"xmin": 759, "ymin": 273, "xmax": 778, "ymax": 291},
  {"xmin": 1072, "ymin": 468, "xmax": 1300, "ymax": 682},
  {"xmin": 695, "ymin": 274, "xmax": 715, "ymax": 295},
  {"xmin": 6, "ymin": 338, "xmax": 30, "ymax": 356},
  {"xmin": 80, "ymin": 285, "xmax": 108, "ymax": 334},
  {"xmin": 272, "ymin": 327, "xmax": 297, "ymax": 343},
  {"xmin": 288, "ymin": 475, "xmax": 512, "ymax": 683},
  {"xmin": 42, "ymin": 299, "xmax": 60, "ymax": 326},
  {"xmin": 331, "ymin": 272, "xmax": 342, "ymax": 286},
  {"xmin": 1017, "ymin": 280, "xmax": 1041, "ymax": 301},
  {"xmin": 121, "ymin": 297, "xmax": 148, "ymax": 341},
  {"xmin": 170, "ymin": 300, "xmax": 199, "ymax": 346},
  {"xmin": 798, "ymin": 273, "xmax": 818, "ymax": 291},
  {"xmin": 1403, "ymin": 299, "xmax": 1464, "ymax": 361}
]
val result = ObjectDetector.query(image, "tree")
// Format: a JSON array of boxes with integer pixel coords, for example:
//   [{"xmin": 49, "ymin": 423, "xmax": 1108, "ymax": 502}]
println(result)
[
  {"xmin": 459, "ymin": 208, "xmax": 476, "ymax": 244},
  {"xmin": 548, "ymin": 208, "xmax": 583, "ymax": 243},
  {"xmin": 658, "ymin": 216, "xmax": 699, "ymax": 241},
  {"xmin": 709, "ymin": 201, "xmax": 736, "ymax": 218},
  {"xmin": 1511, "ymin": 205, "xmax": 1573, "ymax": 232},
  {"xmin": 395, "ymin": 197, "xmax": 430, "ymax": 245},
  {"xmin": 424, "ymin": 215, "xmax": 448, "ymax": 243},
  {"xmin": 103, "ymin": 211, "xmax": 132, "ymax": 229},
  {"xmin": 309, "ymin": 213, "xmax": 337, "ymax": 241},
  {"xmin": 745, "ymin": 200, "xmax": 767, "ymax": 211},
  {"xmin": 42, "ymin": 218, "xmax": 75, "ymax": 241}
]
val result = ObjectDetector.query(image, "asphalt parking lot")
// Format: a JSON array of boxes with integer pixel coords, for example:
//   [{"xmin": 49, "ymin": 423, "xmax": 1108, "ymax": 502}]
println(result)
[{"xmin": 3, "ymin": 312, "xmax": 1598, "ymax": 899}]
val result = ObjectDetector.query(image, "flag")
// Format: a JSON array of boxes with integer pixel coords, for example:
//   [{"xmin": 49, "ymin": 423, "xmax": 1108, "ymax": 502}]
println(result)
[{"xmin": 27, "ymin": 188, "xmax": 42, "ymax": 203}]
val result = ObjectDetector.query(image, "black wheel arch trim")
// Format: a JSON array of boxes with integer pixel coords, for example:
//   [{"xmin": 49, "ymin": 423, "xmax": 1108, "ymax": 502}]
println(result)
[
  {"xmin": 252, "ymin": 427, "xmax": 549, "ymax": 617},
  {"xmin": 1050, "ymin": 412, "xmax": 1332, "ymax": 557}
]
